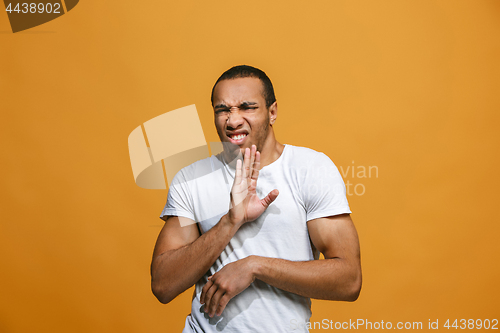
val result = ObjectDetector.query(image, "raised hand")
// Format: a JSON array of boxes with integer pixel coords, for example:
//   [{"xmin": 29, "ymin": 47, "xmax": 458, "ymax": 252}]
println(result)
[{"xmin": 226, "ymin": 145, "xmax": 279, "ymax": 226}]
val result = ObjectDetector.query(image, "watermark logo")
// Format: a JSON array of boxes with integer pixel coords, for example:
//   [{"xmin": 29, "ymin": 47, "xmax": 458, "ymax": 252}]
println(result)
[
  {"xmin": 3, "ymin": 0, "xmax": 79, "ymax": 33},
  {"xmin": 289, "ymin": 318, "xmax": 424, "ymax": 330},
  {"xmin": 128, "ymin": 105, "xmax": 211, "ymax": 190},
  {"xmin": 339, "ymin": 161, "xmax": 379, "ymax": 196},
  {"xmin": 128, "ymin": 105, "xmax": 376, "ymax": 227},
  {"xmin": 127, "ymin": 104, "xmax": 379, "ymax": 196}
]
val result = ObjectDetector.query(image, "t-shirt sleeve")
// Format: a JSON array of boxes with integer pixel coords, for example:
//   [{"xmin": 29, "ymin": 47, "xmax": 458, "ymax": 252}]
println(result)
[
  {"xmin": 159, "ymin": 170, "xmax": 195, "ymax": 222},
  {"xmin": 302, "ymin": 152, "xmax": 351, "ymax": 221}
]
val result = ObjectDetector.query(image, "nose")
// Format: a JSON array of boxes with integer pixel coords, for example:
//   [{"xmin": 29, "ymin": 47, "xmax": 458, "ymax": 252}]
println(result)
[{"xmin": 226, "ymin": 108, "xmax": 244, "ymax": 129}]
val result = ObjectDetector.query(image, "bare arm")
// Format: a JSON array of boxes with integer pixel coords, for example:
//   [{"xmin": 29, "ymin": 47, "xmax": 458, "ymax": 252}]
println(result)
[
  {"xmin": 151, "ymin": 214, "xmax": 239, "ymax": 304},
  {"xmin": 151, "ymin": 145, "xmax": 279, "ymax": 304},
  {"xmin": 201, "ymin": 214, "xmax": 362, "ymax": 317},
  {"xmin": 253, "ymin": 213, "xmax": 361, "ymax": 300}
]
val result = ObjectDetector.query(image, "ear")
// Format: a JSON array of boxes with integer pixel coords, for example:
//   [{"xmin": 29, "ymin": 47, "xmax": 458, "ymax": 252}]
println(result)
[{"xmin": 268, "ymin": 101, "xmax": 278, "ymax": 125}]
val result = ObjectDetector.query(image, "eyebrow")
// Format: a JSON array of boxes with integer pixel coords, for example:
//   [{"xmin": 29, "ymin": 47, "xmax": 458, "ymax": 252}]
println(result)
[
  {"xmin": 240, "ymin": 102, "xmax": 257, "ymax": 107},
  {"xmin": 214, "ymin": 101, "xmax": 258, "ymax": 109}
]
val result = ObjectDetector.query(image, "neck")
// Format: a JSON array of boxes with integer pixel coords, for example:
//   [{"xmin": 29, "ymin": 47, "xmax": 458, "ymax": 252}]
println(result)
[{"xmin": 257, "ymin": 134, "xmax": 285, "ymax": 168}]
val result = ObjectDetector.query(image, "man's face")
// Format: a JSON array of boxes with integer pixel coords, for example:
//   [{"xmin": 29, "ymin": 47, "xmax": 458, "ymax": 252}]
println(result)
[{"xmin": 212, "ymin": 77, "xmax": 274, "ymax": 155}]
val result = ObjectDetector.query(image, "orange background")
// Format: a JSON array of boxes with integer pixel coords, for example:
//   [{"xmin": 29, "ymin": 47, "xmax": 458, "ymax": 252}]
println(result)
[{"xmin": 1, "ymin": 1, "xmax": 499, "ymax": 332}]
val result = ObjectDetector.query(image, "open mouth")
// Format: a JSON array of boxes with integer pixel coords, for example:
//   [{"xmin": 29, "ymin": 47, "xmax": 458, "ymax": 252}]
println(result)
[{"xmin": 227, "ymin": 133, "xmax": 248, "ymax": 144}]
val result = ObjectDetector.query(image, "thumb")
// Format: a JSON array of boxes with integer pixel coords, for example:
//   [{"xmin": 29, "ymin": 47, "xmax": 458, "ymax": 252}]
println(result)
[{"xmin": 261, "ymin": 189, "xmax": 279, "ymax": 208}]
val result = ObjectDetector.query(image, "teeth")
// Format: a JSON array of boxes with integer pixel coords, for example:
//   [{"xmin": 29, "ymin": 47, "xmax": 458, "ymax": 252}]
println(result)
[{"xmin": 231, "ymin": 134, "xmax": 246, "ymax": 141}]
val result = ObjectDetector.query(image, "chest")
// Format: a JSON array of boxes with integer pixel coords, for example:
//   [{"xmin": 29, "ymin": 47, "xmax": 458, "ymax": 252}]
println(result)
[{"xmin": 191, "ymin": 171, "xmax": 307, "ymax": 237}]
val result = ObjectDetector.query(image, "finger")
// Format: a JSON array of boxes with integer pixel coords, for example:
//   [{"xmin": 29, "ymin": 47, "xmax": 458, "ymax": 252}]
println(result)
[
  {"xmin": 249, "ymin": 145, "xmax": 256, "ymax": 179},
  {"xmin": 261, "ymin": 189, "xmax": 279, "ymax": 208},
  {"xmin": 216, "ymin": 294, "xmax": 231, "ymax": 316},
  {"xmin": 242, "ymin": 147, "xmax": 250, "ymax": 180},
  {"xmin": 200, "ymin": 278, "xmax": 213, "ymax": 304},
  {"xmin": 203, "ymin": 283, "xmax": 218, "ymax": 313},
  {"xmin": 234, "ymin": 159, "xmax": 242, "ymax": 185},
  {"xmin": 250, "ymin": 151, "xmax": 261, "ymax": 185},
  {"xmin": 209, "ymin": 289, "xmax": 225, "ymax": 317}
]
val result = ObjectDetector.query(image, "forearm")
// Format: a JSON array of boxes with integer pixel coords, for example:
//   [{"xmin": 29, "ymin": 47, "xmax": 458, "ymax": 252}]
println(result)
[
  {"xmin": 151, "ymin": 214, "xmax": 239, "ymax": 303},
  {"xmin": 252, "ymin": 256, "xmax": 362, "ymax": 301}
]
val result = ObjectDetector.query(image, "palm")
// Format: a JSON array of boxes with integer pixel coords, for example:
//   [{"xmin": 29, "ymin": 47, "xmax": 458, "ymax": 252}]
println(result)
[{"xmin": 229, "ymin": 146, "xmax": 278, "ymax": 225}]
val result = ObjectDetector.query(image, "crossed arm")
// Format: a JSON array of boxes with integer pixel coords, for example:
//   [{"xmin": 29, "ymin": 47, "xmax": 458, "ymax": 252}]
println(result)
[
  {"xmin": 151, "ymin": 146, "xmax": 362, "ymax": 315},
  {"xmin": 151, "ymin": 214, "xmax": 238, "ymax": 304},
  {"xmin": 151, "ymin": 146, "xmax": 279, "ymax": 304},
  {"xmin": 199, "ymin": 213, "xmax": 361, "ymax": 317}
]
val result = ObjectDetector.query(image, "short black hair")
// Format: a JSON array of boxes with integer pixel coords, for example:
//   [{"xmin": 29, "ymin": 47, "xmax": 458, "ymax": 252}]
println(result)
[{"xmin": 211, "ymin": 65, "xmax": 276, "ymax": 108}]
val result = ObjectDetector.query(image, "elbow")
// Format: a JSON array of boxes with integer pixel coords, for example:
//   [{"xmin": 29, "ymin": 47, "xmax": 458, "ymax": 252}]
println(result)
[
  {"xmin": 345, "ymin": 269, "xmax": 362, "ymax": 302},
  {"xmin": 153, "ymin": 292, "xmax": 171, "ymax": 305},
  {"xmin": 151, "ymin": 258, "xmax": 176, "ymax": 304},
  {"xmin": 151, "ymin": 278, "xmax": 175, "ymax": 304},
  {"xmin": 345, "ymin": 284, "xmax": 361, "ymax": 302},
  {"xmin": 152, "ymin": 283, "xmax": 174, "ymax": 304}
]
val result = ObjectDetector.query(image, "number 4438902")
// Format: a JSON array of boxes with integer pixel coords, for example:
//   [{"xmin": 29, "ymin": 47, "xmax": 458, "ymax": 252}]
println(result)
[
  {"xmin": 5, "ymin": 3, "xmax": 61, "ymax": 14},
  {"xmin": 444, "ymin": 319, "xmax": 498, "ymax": 329}
]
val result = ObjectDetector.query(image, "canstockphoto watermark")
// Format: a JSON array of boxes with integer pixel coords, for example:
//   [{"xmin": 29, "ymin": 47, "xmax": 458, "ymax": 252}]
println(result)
[
  {"xmin": 290, "ymin": 318, "xmax": 423, "ymax": 330},
  {"xmin": 289, "ymin": 318, "xmax": 499, "ymax": 330}
]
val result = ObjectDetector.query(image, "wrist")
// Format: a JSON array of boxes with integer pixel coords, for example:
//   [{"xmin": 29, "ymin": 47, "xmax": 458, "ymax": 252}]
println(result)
[
  {"xmin": 222, "ymin": 212, "xmax": 243, "ymax": 228},
  {"xmin": 220, "ymin": 213, "xmax": 242, "ymax": 230},
  {"xmin": 248, "ymin": 255, "xmax": 264, "ymax": 280}
]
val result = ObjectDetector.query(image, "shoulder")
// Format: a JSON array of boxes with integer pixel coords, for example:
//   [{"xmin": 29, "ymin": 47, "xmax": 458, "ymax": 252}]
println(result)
[
  {"xmin": 170, "ymin": 155, "xmax": 220, "ymax": 186},
  {"xmin": 283, "ymin": 145, "xmax": 334, "ymax": 167},
  {"xmin": 281, "ymin": 145, "xmax": 343, "ymax": 185}
]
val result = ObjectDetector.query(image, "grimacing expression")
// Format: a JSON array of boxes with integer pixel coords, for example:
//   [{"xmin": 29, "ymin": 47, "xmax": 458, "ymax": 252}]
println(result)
[{"xmin": 212, "ymin": 77, "xmax": 275, "ymax": 153}]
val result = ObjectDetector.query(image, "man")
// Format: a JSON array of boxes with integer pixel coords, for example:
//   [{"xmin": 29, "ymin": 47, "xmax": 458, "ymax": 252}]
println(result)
[{"xmin": 151, "ymin": 65, "xmax": 361, "ymax": 332}]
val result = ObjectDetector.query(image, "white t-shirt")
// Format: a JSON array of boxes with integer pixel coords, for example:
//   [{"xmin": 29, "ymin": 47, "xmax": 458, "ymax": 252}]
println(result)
[{"xmin": 160, "ymin": 144, "xmax": 351, "ymax": 333}]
